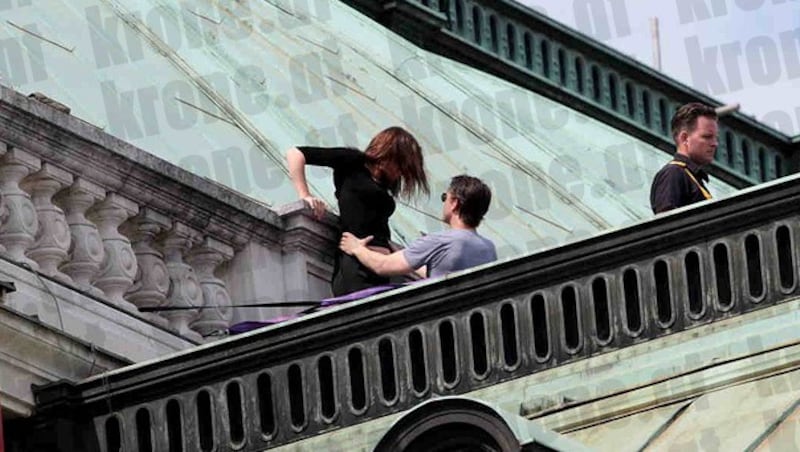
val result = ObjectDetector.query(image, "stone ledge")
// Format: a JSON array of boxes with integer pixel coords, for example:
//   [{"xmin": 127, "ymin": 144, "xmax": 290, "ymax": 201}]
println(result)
[
  {"xmin": 0, "ymin": 305, "xmax": 128, "ymax": 416},
  {"xmin": 0, "ymin": 257, "xmax": 198, "ymax": 364}
]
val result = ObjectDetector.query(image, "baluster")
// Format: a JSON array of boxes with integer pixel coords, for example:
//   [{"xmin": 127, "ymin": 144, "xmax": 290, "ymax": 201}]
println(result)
[
  {"xmin": 123, "ymin": 208, "xmax": 171, "ymax": 326},
  {"xmin": 0, "ymin": 147, "xmax": 41, "ymax": 268},
  {"xmin": 56, "ymin": 178, "xmax": 106, "ymax": 295},
  {"xmin": 161, "ymin": 222, "xmax": 203, "ymax": 340},
  {"xmin": 22, "ymin": 163, "xmax": 73, "ymax": 282},
  {"xmin": 188, "ymin": 237, "xmax": 235, "ymax": 338},
  {"xmin": 88, "ymin": 193, "xmax": 139, "ymax": 311}
]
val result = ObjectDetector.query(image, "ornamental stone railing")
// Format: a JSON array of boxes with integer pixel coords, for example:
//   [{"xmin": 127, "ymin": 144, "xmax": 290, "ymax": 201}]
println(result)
[
  {"xmin": 344, "ymin": 0, "xmax": 799, "ymax": 188},
  {"xmin": 25, "ymin": 163, "xmax": 800, "ymax": 451},
  {"xmin": 0, "ymin": 86, "xmax": 339, "ymax": 344}
]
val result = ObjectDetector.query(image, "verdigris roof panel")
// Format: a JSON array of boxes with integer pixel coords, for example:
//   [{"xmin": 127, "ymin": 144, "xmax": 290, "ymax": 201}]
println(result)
[
  {"xmin": 0, "ymin": 0, "xmax": 738, "ymax": 258},
  {"xmin": 645, "ymin": 372, "xmax": 800, "ymax": 451},
  {"xmin": 565, "ymin": 401, "xmax": 691, "ymax": 452}
]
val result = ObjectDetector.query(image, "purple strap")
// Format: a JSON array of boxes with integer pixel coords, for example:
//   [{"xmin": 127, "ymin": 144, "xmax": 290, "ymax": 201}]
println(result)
[
  {"xmin": 228, "ymin": 283, "xmax": 410, "ymax": 334},
  {"xmin": 320, "ymin": 283, "xmax": 405, "ymax": 306},
  {"xmin": 227, "ymin": 315, "xmax": 299, "ymax": 334}
]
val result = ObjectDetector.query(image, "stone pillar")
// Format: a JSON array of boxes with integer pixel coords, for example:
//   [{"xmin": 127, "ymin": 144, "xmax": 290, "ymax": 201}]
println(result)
[
  {"xmin": 88, "ymin": 193, "xmax": 139, "ymax": 311},
  {"xmin": 22, "ymin": 163, "xmax": 74, "ymax": 282},
  {"xmin": 0, "ymin": 148, "xmax": 41, "ymax": 268},
  {"xmin": 187, "ymin": 237, "xmax": 235, "ymax": 338},
  {"xmin": 161, "ymin": 222, "xmax": 203, "ymax": 340},
  {"xmin": 123, "ymin": 208, "xmax": 171, "ymax": 326},
  {"xmin": 279, "ymin": 201, "xmax": 337, "ymax": 303},
  {"xmin": 55, "ymin": 178, "xmax": 106, "ymax": 295}
]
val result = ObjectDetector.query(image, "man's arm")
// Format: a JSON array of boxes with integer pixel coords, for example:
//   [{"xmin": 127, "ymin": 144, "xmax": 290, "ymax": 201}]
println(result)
[{"xmin": 340, "ymin": 233, "xmax": 414, "ymax": 276}]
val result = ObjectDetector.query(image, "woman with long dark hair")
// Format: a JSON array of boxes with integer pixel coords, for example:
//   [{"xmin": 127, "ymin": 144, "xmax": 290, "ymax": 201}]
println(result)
[{"xmin": 287, "ymin": 126, "xmax": 429, "ymax": 296}]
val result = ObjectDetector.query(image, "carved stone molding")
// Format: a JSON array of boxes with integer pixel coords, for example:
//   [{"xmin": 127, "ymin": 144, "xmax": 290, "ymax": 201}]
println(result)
[
  {"xmin": 0, "ymin": 147, "xmax": 41, "ymax": 268},
  {"xmin": 88, "ymin": 193, "xmax": 139, "ymax": 311},
  {"xmin": 55, "ymin": 178, "xmax": 106, "ymax": 295},
  {"xmin": 188, "ymin": 237, "xmax": 235, "ymax": 337},
  {"xmin": 22, "ymin": 163, "xmax": 74, "ymax": 282}
]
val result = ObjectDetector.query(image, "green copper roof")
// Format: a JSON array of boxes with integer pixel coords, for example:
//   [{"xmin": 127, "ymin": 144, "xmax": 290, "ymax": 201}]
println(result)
[{"xmin": 0, "ymin": 0, "xmax": 738, "ymax": 258}]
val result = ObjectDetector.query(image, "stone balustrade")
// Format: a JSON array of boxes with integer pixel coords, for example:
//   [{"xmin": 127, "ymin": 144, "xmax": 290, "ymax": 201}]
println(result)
[
  {"xmin": 0, "ymin": 86, "xmax": 339, "ymax": 343},
  {"xmin": 26, "ymin": 157, "xmax": 800, "ymax": 452},
  {"xmin": 0, "ymin": 148, "xmax": 236, "ymax": 341}
]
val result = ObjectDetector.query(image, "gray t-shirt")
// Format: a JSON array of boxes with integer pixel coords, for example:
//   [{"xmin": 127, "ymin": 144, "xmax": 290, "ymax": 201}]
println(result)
[{"xmin": 403, "ymin": 229, "xmax": 497, "ymax": 278}]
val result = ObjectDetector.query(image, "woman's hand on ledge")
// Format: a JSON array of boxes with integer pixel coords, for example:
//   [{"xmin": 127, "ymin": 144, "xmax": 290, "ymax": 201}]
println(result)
[{"xmin": 302, "ymin": 195, "xmax": 327, "ymax": 220}]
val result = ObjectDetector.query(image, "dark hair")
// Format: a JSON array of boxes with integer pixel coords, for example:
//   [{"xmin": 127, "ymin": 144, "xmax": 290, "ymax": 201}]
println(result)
[
  {"xmin": 364, "ymin": 127, "xmax": 430, "ymax": 199},
  {"xmin": 448, "ymin": 175, "xmax": 492, "ymax": 228},
  {"xmin": 671, "ymin": 103, "xmax": 718, "ymax": 144}
]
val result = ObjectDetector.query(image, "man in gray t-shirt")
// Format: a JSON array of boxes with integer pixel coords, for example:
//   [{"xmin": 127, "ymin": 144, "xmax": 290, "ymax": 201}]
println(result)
[
  {"xmin": 403, "ymin": 229, "xmax": 496, "ymax": 278},
  {"xmin": 340, "ymin": 175, "xmax": 497, "ymax": 281}
]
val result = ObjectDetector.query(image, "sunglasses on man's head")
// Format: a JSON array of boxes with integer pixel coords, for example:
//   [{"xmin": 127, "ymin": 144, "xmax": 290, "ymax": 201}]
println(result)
[{"xmin": 440, "ymin": 192, "xmax": 447, "ymax": 202}]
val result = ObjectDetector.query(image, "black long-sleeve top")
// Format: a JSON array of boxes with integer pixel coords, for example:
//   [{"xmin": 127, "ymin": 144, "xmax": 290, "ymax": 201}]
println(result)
[
  {"xmin": 297, "ymin": 146, "xmax": 395, "ymax": 249},
  {"xmin": 650, "ymin": 153, "xmax": 712, "ymax": 214}
]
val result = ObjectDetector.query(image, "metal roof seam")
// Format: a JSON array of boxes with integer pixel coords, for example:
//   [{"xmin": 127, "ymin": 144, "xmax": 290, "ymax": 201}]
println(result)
[
  {"xmin": 344, "ymin": 44, "xmax": 613, "ymax": 231},
  {"xmin": 743, "ymin": 392, "xmax": 800, "ymax": 450},
  {"xmin": 101, "ymin": 0, "xmax": 289, "ymax": 170}
]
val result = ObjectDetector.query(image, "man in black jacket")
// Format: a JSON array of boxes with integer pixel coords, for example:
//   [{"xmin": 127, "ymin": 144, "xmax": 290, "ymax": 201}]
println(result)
[{"xmin": 650, "ymin": 103, "xmax": 718, "ymax": 214}]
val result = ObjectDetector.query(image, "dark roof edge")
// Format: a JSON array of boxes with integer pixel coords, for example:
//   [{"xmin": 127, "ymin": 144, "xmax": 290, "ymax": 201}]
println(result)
[{"xmin": 487, "ymin": 0, "xmax": 792, "ymax": 142}]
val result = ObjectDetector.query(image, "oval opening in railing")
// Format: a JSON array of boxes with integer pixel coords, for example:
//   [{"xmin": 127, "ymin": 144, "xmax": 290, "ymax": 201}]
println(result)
[
  {"xmin": 105, "ymin": 416, "xmax": 122, "ymax": 452},
  {"xmin": 166, "ymin": 399, "xmax": 183, "ymax": 452},
  {"xmin": 685, "ymin": 251, "xmax": 705, "ymax": 318},
  {"xmin": 713, "ymin": 243, "xmax": 734, "ymax": 309},
  {"xmin": 347, "ymin": 347, "xmax": 368, "ymax": 412},
  {"xmin": 561, "ymin": 286, "xmax": 581, "ymax": 352},
  {"xmin": 256, "ymin": 374, "xmax": 276, "ymax": 437},
  {"xmin": 318, "ymin": 356, "xmax": 337, "ymax": 421},
  {"xmin": 379, "ymin": 338, "xmax": 398, "ymax": 403},
  {"xmin": 776, "ymin": 225, "xmax": 795, "ymax": 291},
  {"xmin": 287, "ymin": 364, "xmax": 306, "ymax": 430},
  {"xmin": 623, "ymin": 269, "xmax": 643, "ymax": 334},
  {"xmin": 439, "ymin": 321, "xmax": 459, "ymax": 387},
  {"xmin": 470, "ymin": 312, "xmax": 489, "ymax": 377},
  {"xmin": 530, "ymin": 293, "xmax": 550, "ymax": 360},
  {"xmin": 136, "ymin": 408, "xmax": 153, "ymax": 452},
  {"xmin": 591, "ymin": 277, "xmax": 612, "ymax": 343},
  {"xmin": 745, "ymin": 234, "xmax": 765, "ymax": 300},
  {"xmin": 654, "ymin": 260, "xmax": 673, "ymax": 326},
  {"xmin": 408, "ymin": 329, "xmax": 429, "ymax": 394},
  {"xmin": 225, "ymin": 382, "xmax": 245, "ymax": 445},
  {"xmin": 500, "ymin": 303, "xmax": 519, "ymax": 368},
  {"xmin": 196, "ymin": 390, "xmax": 214, "ymax": 452}
]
